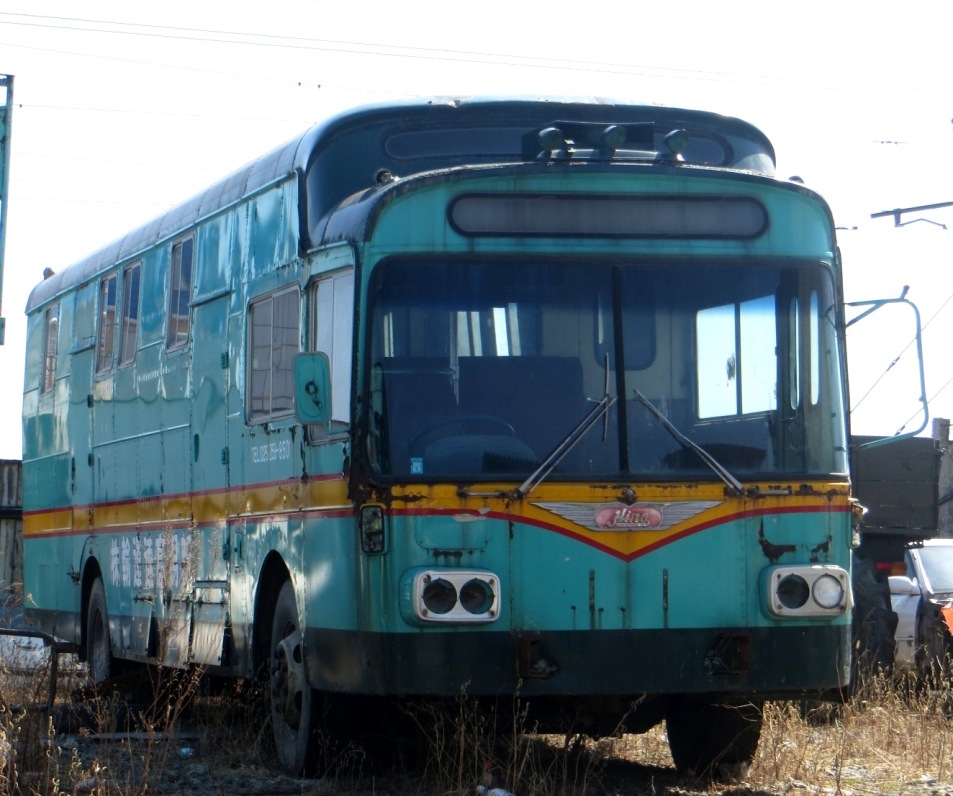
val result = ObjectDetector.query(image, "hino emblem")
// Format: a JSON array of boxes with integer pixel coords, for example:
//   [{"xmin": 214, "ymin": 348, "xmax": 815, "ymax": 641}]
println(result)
[{"xmin": 535, "ymin": 500, "xmax": 722, "ymax": 532}]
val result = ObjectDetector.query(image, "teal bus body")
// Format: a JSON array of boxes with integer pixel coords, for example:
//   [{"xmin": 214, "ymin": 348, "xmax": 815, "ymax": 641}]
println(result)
[{"xmin": 22, "ymin": 98, "xmax": 854, "ymax": 774}]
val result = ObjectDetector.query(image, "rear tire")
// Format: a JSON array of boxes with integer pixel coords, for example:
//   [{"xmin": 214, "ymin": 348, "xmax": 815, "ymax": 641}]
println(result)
[
  {"xmin": 269, "ymin": 580, "xmax": 319, "ymax": 775},
  {"xmin": 86, "ymin": 578, "xmax": 114, "ymax": 685},
  {"xmin": 665, "ymin": 697, "xmax": 762, "ymax": 781}
]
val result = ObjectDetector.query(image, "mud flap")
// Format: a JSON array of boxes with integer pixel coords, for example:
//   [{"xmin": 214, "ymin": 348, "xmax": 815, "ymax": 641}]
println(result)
[
  {"xmin": 126, "ymin": 599, "xmax": 156, "ymax": 658},
  {"xmin": 161, "ymin": 596, "xmax": 193, "ymax": 667},
  {"xmin": 190, "ymin": 583, "xmax": 227, "ymax": 666}
]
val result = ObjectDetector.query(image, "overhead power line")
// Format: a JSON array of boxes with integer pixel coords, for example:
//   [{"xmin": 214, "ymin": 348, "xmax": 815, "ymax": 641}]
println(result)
[
  {"xmin": 0, "ymin": 38, "xmax": 414, "ymax": 105},
  {"xmin": 0, "ymin": 11, "xmax": 908, "ymax": 94},
  {"xmin": 22, "ymin": 100, "xmax": 314, "ymax": 125}
]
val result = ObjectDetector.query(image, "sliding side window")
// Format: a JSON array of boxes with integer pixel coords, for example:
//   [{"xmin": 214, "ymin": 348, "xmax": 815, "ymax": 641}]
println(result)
[
  {"xmin": 309, "ymin": 270, "xmax": 354, "ymax": 435},
  {"xmin": 167, "ymin": 237, "xmax": 194, "ymax": 351},
  {"xmin": 96, "ymin": 274, "xmax": 118, "ymax": 374},
  {"xmin": 248, "ymin": 287, "xmax": 300, "ymax": 422},
  {"xmin": 42, "ymin": 303, "xmax": 60, "ymax": 394},
  {"xmin": 119, "ymin": 262, "xmax": 141, "ymax": 367}
]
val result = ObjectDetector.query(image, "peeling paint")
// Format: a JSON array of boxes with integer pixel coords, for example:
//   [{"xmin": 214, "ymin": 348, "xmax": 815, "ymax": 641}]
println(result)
[
  {"xmin": 758, "ymin": 519, "xmax": 796, "ymax": 563},
  {"xmin": 809, "ymin": 538, "xmax": 832, "ymax": 563}
]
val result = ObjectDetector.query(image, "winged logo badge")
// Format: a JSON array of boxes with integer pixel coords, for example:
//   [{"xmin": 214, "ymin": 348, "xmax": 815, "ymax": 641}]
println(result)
[{"xmin": 534, "ymin": 500, "xmax": 723, "ymax": 532}]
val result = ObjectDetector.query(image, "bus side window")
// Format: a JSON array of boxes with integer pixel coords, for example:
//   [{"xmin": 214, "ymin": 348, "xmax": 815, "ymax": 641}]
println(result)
[
  {"xmin": 248, "ymin": 287, "xmax": 300, "ymax": 423},
  {"xmin": 310, "ymin": 270, "xmax": 354, "ymax": 436},
  {"xmin": 96, "ymin": 274, "xmax": 117, "ymax": 374},
  {"xmin": 119, "ymin": 262, "xmax": 141, "ymax": 367},
  {"xmin": 42, "ymin": 303, "xmax": 60, "ymax": 393},
  {"xmin": 167, "ymin": 236, "xmax": 194, "ymax": 351}
]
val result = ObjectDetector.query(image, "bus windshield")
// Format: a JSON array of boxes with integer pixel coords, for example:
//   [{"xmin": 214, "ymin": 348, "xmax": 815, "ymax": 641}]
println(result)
[{"xmin": 366, "ymin": 259, "xmax": 848, "ymax": 481}]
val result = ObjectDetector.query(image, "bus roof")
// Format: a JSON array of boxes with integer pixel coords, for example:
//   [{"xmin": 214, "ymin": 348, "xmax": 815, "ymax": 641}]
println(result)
[{"xmin": 27, "ymin": 97, "xmax": 776, "ymax": 312}]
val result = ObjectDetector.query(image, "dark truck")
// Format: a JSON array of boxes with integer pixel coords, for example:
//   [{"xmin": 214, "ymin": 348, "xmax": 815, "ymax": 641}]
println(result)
[{"xmin": 851, "ymin": 427, "xmax": 945, "ymax": 675}]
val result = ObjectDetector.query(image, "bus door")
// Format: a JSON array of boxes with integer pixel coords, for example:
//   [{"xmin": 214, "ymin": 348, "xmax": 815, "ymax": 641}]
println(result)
[
  {"xmin": 88, "ymin": 273, "xmax": 154, "ymax": 661},
  {"xmin": 184, "ymin": 291, "xmax": 232, "ymax": 666},
  {"xmin": 69, "ymin": 287, "xmax": 98, "ymax": 637}
]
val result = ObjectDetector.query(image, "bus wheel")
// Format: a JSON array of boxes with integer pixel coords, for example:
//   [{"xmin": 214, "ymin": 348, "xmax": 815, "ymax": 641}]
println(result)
[
  {"xmin": 269, "ymin": 580, "xmax": 318, "ymax": 775},
  {"xmin": 664, "ymin": 697, "xmax": 762, "ymax": 781},
  {"xmin": 86, "ymin": 578, "xmax": 114, "ymax": 685}
]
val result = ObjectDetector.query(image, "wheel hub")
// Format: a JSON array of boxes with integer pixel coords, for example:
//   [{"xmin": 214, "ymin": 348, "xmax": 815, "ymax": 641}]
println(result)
[{"xmin": 271, "ymin": 629, "xmax": 305, "ymax": 730}]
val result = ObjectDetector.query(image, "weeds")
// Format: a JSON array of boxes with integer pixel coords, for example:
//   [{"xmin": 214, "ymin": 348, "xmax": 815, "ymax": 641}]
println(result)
[
  {"xmin": 0, "ymin": 649, "xmax": 952, "ymax": 794},
  {"xmin": 749, "ymin": 666, "xmax": 953, "ymax": 794},
  {"xmin": 398, "ymin": 687, "xmax": 637, "ymax": 796},
  {"xmin": 401, "ymin": 687, "xmax": 510, "ymax": 793}
]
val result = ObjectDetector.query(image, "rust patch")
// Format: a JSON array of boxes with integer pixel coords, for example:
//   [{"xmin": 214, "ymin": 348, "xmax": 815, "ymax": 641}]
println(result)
[
  {"xmin": 396, "ymin": 491, "xmax": 428, "ymax": 504},
  {"xmin": 430, "ymin": 549, "xmax": 464, "ymax": 561},
  {"xmin": 809, "ymin": 538, "xmax": 831, "ymax": 563},
  {"xmin": 758, "ymin": 519, "xmax": 796, "ymax": 563}
]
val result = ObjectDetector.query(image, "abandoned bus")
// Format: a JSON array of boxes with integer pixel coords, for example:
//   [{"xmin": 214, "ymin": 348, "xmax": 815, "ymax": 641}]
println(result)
[{"xmin": 22, "ymin": 98, "xmax": 854, "ymax": 776}]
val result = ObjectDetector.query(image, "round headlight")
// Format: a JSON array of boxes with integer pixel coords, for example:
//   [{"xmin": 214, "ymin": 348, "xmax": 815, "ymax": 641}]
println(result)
[
  {"xmin": 422, "ymin": 577, "xmax": 457, "ymax": 614},
  {"xmin": 459, "ymin": 578, "xmax": 495, "ymax": 615},
  {"xmin": 812, "ymin": 573, "xmax": 845, "ymax": 609},
  {"xmin": 777, "ymin": 574, "xmax": 810, "ymax": 609}
]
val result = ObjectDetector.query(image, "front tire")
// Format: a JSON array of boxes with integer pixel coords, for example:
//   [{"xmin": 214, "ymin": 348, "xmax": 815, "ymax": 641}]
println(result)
[
  {"xmin": 269, "ymin": 580, "xmax": 319, "ymax": 775},
  {"xmin": 665, "ymin": 697, "xmax": 762, "ymax": 780},
  {"xmin": 86, "ymin": 577, "xmax": 115, "ymax": 685}
]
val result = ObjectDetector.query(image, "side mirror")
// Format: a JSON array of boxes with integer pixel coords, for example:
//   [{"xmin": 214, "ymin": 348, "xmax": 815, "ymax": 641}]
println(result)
[
  {"xmin": 846, "ymin": 289, "xmax": 928, "ymax": 446},
  {"xmin": 294, "ymin": 352, "xmax": 331, "ymax": 425},
  {"xmin": 888, "ymin": 575, "xmax": 920, "ymax": 597}
]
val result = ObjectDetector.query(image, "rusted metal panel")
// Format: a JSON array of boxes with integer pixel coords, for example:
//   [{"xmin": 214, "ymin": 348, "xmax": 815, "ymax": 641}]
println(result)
[
  {"xmin": 0, "ymin": 460, "xmax": 23, "ymax": 590},
  {"xmin": 852, "ymin": 436, "xmax": 939, "ymax": 534}
]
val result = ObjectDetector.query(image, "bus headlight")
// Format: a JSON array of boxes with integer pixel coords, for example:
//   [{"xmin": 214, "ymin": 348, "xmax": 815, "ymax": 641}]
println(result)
[
  {"xmin": 776, "ymin": 573, "xmax": 810, "ymax": 609},
  {"xmin": 460, "ymin": 577, "xmax": 495, "ymax": 615},
  {"xmin": 812, "ymin": 573, "xmax": 846, "ymax": 610},
  {"xmin": 763, "ymin": 565, "xmax": 852, "ymax": 618},
  {"xmin": 421, "ymin": 577, "xmax": 457, "ymax": 615},
  {"xmin": 401, "ymin": 568, "xmax": 501, "ymax": 625}
]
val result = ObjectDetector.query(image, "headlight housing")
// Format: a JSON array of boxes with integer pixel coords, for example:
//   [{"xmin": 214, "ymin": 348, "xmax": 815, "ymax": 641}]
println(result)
[
  {"xmin": 400, "ymin": 568, "xmax": 501, "ymax": 625},
  {"xmin": 763, "ymin": 564, "xmax": 852, "ymax": 618}
]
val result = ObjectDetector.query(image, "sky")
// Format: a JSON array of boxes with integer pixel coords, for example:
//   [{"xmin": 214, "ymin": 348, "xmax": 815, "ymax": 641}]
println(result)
[{"xmin": 2, "ymin": 0, "xmax": 953, "ymax": 459}]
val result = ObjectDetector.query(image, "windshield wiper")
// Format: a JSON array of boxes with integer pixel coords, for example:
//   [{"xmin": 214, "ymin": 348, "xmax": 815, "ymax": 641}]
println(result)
[
  {"xmin": 513, "ymin": 392, "xmax": 617, "ymax": 499},
  {"xmin": 634, "ymin": 390, "xmax": 744, "ymax": 496}
]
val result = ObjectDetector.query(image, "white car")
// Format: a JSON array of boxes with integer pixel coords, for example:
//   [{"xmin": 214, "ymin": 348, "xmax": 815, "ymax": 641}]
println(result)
[{"xmin": 889, "ymin": 538, "xmax": 953, "ymax": 677}]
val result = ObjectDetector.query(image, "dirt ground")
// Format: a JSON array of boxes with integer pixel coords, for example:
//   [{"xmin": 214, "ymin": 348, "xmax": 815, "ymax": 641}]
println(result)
[{"xmin": 18, "ymin": 718, "xmax": 953, "ymax": 796}]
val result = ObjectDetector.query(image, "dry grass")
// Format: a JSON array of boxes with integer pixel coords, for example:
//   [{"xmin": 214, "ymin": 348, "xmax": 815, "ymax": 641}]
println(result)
[
  {"xmin": 748, "ymin": 675, "xmax": 953, "ymax": 794},
  {"xmin": 0, "ymin": 648, "xmax": 950, "ymax": 795},
  {"xmin": 393, "ymin": 671, "xmax": 953, "ymax": 796}
]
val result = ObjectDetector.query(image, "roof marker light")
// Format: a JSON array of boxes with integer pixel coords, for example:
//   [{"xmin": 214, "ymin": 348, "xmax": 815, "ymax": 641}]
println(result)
[
  {"xmin": 601, "ymin": 124, "xmax": 627, "ymax": 151},
  {"xmin": 663, "ymin": 128, "xmax": 690, "ymax": 160},
  {"xmin": 538, "ymin": 126, "xmax": 565, "ymax": 152}
]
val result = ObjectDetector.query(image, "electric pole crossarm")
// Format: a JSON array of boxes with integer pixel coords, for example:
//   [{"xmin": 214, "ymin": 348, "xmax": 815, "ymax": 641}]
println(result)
[{"xmin": 872, "ymin": 200, "xmax": 953, "ymax": 227}]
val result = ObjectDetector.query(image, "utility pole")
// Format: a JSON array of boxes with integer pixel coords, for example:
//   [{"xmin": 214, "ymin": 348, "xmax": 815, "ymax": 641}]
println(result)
[
  {"xmin": 0, "ymin": 74, "xmax": 12, "ymax": 346},
  {"xmin": 871, "ymin": 200, "xmax": 953, "ymax": 229}
]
